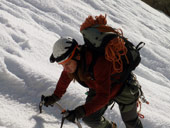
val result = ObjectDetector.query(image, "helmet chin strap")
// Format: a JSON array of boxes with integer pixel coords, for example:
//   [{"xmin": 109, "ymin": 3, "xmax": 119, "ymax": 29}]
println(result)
[{"xmin": 71, "ymin": 48, "xmax": 81, "ymax": 62}]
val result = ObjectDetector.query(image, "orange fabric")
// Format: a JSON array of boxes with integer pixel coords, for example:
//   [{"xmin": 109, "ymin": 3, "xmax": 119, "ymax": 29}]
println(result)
[{"xmin": 58, "ymin": 45, "xmax": 78, "ymax": 65}]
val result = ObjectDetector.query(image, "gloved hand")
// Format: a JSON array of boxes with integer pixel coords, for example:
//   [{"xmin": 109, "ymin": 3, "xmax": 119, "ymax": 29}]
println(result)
[
  {"xmin": 65, "ymin": 106, "xmax": 86, "ymax": 123},
  {"xmin": 44, "ymin": 94, "xmax": 60, "ymax": 107}
]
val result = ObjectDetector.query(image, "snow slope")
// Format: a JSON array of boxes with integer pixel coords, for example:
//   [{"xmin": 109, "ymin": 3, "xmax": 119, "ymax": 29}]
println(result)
[{"xmin": 0, "ymin": 0, "xmax": 170, "ymax": 128}]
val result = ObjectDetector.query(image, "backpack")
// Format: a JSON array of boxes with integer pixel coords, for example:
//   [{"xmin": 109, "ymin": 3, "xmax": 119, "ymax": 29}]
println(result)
[{"xmin": 80, "ymin": 15, "xmax": 145, "ymax": 82}]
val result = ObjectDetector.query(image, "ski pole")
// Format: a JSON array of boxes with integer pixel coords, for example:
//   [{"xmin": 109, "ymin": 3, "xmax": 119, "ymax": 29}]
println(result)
[{"xmin": 55, "ymin": 102, "xmax": 82, "ymax": 128}]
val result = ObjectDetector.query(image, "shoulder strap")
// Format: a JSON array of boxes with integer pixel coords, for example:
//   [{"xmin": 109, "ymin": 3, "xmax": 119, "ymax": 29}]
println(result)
[
  {"xmin": 80, "ymin": 45, "xmax": 98, "ymax": 80},
  {"xmin": 85, "ymin": 34, "xmax": 119, "ymax": 80},
  {"xmin": 88, "ymin": 52, "xmax": 98, "ymax": 80}
]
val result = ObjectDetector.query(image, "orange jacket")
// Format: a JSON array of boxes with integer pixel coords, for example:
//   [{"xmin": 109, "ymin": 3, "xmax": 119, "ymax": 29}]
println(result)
[{"xmin": 54, "ymin": 51, "xmax": 123, "ymax": 116}]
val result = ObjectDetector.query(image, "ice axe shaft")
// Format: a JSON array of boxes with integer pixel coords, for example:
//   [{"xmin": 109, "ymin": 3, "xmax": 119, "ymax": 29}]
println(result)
[
  {"xmin": 55, "ymin": 102, "xmax": 82, "ymax": 128},
  {"xmin": 39, "ymin": 95, "xmax": 45, "ymax": 113},
  {"xmin": 39, "ymin": 95, "xmax": 82, "ymax": 128}
]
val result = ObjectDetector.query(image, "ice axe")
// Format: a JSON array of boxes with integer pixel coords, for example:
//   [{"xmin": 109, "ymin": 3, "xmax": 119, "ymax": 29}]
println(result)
[
  {"xmin": 55, "ymin": 102, "xmax": 82, "ymax": 128},
  {"xmin": 39, "ymin": 95, "xmax": 45, "ymax": 113},
  {"xmin": 39, "ymin": 95, "xmax": 82, "ymax": 128}
]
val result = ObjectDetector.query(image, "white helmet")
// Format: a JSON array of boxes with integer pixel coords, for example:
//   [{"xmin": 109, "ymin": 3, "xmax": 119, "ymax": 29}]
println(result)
[{"xmin": 50, "ymin": 37, "xmax": 78, "ymax": 64}]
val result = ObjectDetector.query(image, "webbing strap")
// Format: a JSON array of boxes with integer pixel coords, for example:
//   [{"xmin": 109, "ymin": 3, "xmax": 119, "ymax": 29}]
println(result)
[{"xmin": 136, "ymin": 42, "xmax": 145, "ymax": 51}]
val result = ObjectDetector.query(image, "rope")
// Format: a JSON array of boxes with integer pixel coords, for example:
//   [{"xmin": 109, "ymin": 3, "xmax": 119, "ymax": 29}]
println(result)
[
  {"xmin": 105, "ymin": 30, "xmax": 129, "ymax": 74},
  {"xmin": 137, "ymin": 100, "xmax": 145, "ymax": 118},
  {"xmin": 137, "ymin": 88, "xmax": 149, "ymax": 119}
]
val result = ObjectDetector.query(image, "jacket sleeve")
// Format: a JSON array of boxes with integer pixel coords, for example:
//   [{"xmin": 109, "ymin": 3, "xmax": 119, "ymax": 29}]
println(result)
[
  {"xmin": 54, "ymin": 71, "xmax": 72, "ymax": 98},
  {"xmin": 83, "ymin": 56, "xmax": 113, "ymax": 116}
]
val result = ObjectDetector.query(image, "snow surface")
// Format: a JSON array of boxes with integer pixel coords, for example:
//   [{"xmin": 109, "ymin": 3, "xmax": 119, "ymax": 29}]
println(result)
[{"xmin": 0, "ymin": 0, "xmax": 170, "ymax": 128}]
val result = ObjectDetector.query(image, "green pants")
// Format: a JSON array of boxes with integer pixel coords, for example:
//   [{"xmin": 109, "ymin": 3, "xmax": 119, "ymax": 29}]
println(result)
[{"xmin": 82, "ymin": 73, "xmax": 143, "ymax": 128}]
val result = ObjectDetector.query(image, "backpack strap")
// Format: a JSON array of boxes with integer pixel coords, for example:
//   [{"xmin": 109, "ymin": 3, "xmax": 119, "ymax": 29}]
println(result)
[
  {"xmin": 80, "ymin": 46, "xmax": 86, "ymax": 69},
  {"xmin": 111, "ymin": 41, "xmax": 145, "ymax": 96},
  {"xmin": 79, "ymin": 44, "xmax": 98, "ymax": 80},
  {"xmin": 86, "ymin": 34, "xmax": 119, "ymax": 80},
  {"xmin": 136, "ymin": 42, "xmax": 145, "ymax": 51},
  {"xmin": 88, "ymin": 52, "xmax": 98, "ymax": 80}
]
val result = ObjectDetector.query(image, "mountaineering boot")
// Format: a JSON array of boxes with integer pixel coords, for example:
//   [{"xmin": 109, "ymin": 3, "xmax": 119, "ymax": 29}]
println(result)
[{"xmin": 112, "ymin": 122, "xmax": 117, "ymax": 128}]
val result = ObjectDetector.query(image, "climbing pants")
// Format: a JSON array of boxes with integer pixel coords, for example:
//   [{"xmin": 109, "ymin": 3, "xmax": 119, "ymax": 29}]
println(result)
[{"xmin": 82, "ymin": 73, "xmax": 143, "ymax": 128}]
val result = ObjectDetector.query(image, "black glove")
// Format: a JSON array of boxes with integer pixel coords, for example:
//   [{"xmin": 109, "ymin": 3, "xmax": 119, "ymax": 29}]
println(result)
[
  {"xmin": 44, "ymin": 94, "xmax": 60, "ymax": 107},
  {"xmin": 65, "ymin": 106, "xmax": 86, "ymax": 123}
]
